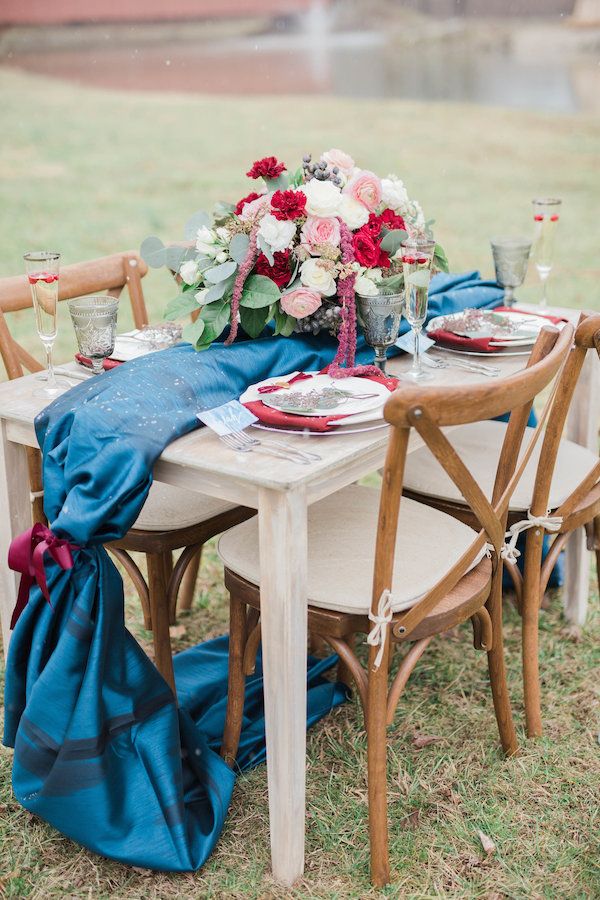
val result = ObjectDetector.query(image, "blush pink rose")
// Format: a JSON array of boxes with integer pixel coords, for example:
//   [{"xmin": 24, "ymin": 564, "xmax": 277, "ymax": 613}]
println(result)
[
  {"xmin": 321, "ymin": 148, "xmax": 355, "ymax": 176},
  {"xmin": 300, "ymin": 215, "xmax": 341, "ymax": 253},
  {"xmin": 238, "ymin": 193, "xmax": 270, "ymax": 221},
  {"xmin": 280, "ymin": 288, "xmax": 322, "ymax": 319},
  {"xmin": 345, "ymin": 170, "xmax": 382, "ymax": 212}
]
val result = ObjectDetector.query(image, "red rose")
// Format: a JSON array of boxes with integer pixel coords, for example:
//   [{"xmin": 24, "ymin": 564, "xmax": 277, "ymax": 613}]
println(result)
[
  {"xmin": 379, "ymin": 208, "xmax": 406, "ymax": 232},
  {"xmin": 255, "ymin": 249, "xmax": 292, "ymax": 288},
  {"xmin": 246, "ymin": 156, "xmax": 286, "ymax": 180},
  {"xmin": 234, "ymin": 191, "xmax": 262, "ymax": 216},
  {"xmin": 271, "ymin": 189, "xmax": 307, "ymax": 221},
  {"xmin": 378, "ymin": 249, "xmax": 391, "ymax": 269},
  {"xmin": 352, "ymin": 228, "xmax": 380, "ymax": 268}
]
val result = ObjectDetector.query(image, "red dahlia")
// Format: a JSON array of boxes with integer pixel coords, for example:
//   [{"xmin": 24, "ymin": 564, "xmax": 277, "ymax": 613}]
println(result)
[
  {"xmin": 246, "ymin": 156, "xmax": 286, "ymax": 180},
  {"xmin": 270, "ymin": 189, "xmax": 307, "ymax": 221},
  {"xmin": 255, "ymin": 249, "xmax": 292, "ymax": 288},
  {"xmin": 234, "ymin": 191, "xmax": 263, "ymax": 216}
]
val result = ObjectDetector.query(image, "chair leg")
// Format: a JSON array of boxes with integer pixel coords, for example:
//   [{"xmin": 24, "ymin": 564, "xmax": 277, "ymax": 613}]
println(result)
[
  {"xmin": 486, "ymin": 573, "xmax": 518, "ymax": 756},
  {"xmin": 521, "ymin": 531, "xmax": 545, "ymax": 738},
  {"xmin": 337, "ymin": 632, "xmax": 356, "ymax": 690},
  {"xmin": 178, "ymin": 545, "xmax": 203, "ymax": 613},
  {"xmin": 147, "ymin": 552, "xmax": 176, "ymax": 694},
  {"xmin": 366, "ymin": 643, "xmax": 391, "ymax": 887},
  {"xmin": 221, "ymin": 595, "xmax": 248, "ymax": 767}
]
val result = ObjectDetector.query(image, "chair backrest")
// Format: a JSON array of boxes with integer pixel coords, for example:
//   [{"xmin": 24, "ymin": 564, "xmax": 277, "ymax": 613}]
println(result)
[
  {"xmin": 373, "ymin": 322, "xmax": 574, "ymax": 646},
  {"xmin": 528, "ymin": 311, "xmax": 600, "ymax": 533},
  {"xmin": 0, "ymin": 251, "xmax": 149, "ymax": 380}
]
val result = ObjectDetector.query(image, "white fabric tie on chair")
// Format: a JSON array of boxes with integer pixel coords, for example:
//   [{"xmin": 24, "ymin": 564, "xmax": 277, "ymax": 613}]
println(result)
[
  {"xmin": 30, "ymin": 489, "xmax": 44, "ymax": 502},
  {"xmin": 367, "ymin": 588, "xmax": 394, "ymax": 671},
  {"xmin": 500, "ymin": 509, "xmax": 563, "ymax": 565}
]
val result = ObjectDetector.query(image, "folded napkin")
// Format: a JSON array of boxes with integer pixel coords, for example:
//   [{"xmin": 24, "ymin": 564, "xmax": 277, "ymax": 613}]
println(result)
[
  {"xmin": 429, "ymin": 306, "xmax": 568, "ymax": 353},
  {"xmin": 244, "ymin": 372, "xmax": 398, "ymax": 432},
  {"xmin": 75, "ymin": 353, "xmax": 122, "ymax": 371}
]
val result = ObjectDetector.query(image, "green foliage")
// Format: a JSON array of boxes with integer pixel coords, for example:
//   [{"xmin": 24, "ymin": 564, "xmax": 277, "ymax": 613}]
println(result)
[
  {"xmin": 263, "ymin": 173, "xmax": 289, "ymax": 192},
  {"xmin": 434, "ymin": 242, "xmax": 450, "ymax": 273},
  {"xmin": 240, "ymin": 274, "xmax": 281, "ymax": 309},
  {"xmin": 272, "ymin": 303, "xmax": 296, "ymax": 336},
  {"xmin": 181, "ymin": 316, "xmax": 205, "ymax": 346},
  {"xmin": 379, "ymin": 272, "xmax": 404, "ymax": 293},
  {"xmin": 213, "ymin": 200, "xmax": 235, "ymax": 224},
  {"xmin": 198, "ymin": 298, "xmax": 231, "ymax": 345},
  {"xmin": 163, "ymin": 291, "xmax": 199, "ymax": 321},
  {"xmin": 289, "ymin": 167, "xmax": 304, "ymax": 188},
  {"xmin": 229, "ymin": 233, "xmax": 250, "ymax": 264},
  {"xmin": 204, "ymin": 260, "xmax": 237, "ymax": 283},
  {"xmin": 379, "ymin": 229, "xmax": 408, "ymax": 256},
  {"xmin": 204, "ymin": 273, "xmax": 236, "ymax": 303},
  {"xmin": 239, "ymin": 305, "xmax": 269, "ymax": 339},
  {"xmin": 183, "ymin": 210, "xmax": 210, "ymax": 239},
  {"xmin": 256, "ymin": 234, "xmax": 274, "ymax": 265},
  {"xmin": 165, "ymin": 244, "xmax": 196, "ymax": 272},
  {"xmin": 140, "ymin": 235, "xmax": 166, "ymax": 268}
]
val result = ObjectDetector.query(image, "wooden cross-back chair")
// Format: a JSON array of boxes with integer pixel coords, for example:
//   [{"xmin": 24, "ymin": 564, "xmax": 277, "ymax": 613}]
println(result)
[
  {"xmin": 401, "ymin": 312, "xmax": 600, "ymax": 738},
  {"xmin": 0, "ymin": 252, "xmax": 253, "ymax": 691},
  {"xmin": 216, "ymin": 323, "xmax": 574, "ymax": 886}
]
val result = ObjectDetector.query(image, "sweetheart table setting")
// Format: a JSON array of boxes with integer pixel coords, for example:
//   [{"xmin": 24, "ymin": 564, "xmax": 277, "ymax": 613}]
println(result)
[{"xmin": 0, "ymin": 150, "xmax": 598, "ymax": 887}]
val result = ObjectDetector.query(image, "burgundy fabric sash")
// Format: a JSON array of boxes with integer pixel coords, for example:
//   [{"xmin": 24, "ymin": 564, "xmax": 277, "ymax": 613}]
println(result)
[{"xmin": 8, "ymin": 524, "xmax": 78, "ymax": 629}]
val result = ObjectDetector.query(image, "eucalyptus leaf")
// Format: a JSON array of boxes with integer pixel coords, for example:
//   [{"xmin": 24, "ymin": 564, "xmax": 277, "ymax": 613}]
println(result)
[
  {"xmin": 264, "ymin": 174, "xmax": 289, "ymax": 192},
  {"xmin": 182, "ymin": 317, "xmax": 205, "ymax": 346},
  {"xmin": 433, "ymin": 243, "xmax": 449, "ymax": 273},
  {"xmin": 204, "ymin": 272, "xmax": 236, "ymax": 303},
  {"xmin": 240, "ymin": 274, "xmax": 281, "ymax": 309},
  {"xmin": 165, "ymin": 244, "xmax": 196, "ymax": 272},
  {"xmin": 379, "ymin": 273, "xmax": 404, "ymax": 293},
  {"xmin": 213, "ymin": 201, "xmax": 235, "ymax": 223},
  {"xmin": 229, "ymin": 233, "xmax": 250, "ymax": 265},
  {"xmin": 289, "ymin": 167, "xmax": 304, "ymax": 188},
  {"xmin": 379, "ymin": 229, "xmax": 409, "ymax": 256},
  {"xmin": 204, "ymin": 260, "xmax": 237, "ymax": 284},
  {"xmin": 282, "ymin": 277, "xmax": 301, "ymax": 295},
  {"xmin": 256, "ymin": 234, "xmax": 274, "ymax": 266},
  {"xmin": 164, "ymin": 291, "xmax": 200, "ymax": 321},
  {"xmin": 200, "ymin": 298, "xmax": 231, "ymax": 341},
  {"xmin": 240, "ymin": 305, "xmax": 269, "ymax": 339},
  {"xmin": 140, "ymin": 235, "xmax": 166, "ymax": 268},
  {"xmin": 184, "ymin": 210, "xmax": 211, "ymax": 240}
]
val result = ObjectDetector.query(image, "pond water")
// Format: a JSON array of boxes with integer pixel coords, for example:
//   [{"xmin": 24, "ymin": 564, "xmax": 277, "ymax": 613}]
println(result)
[{"xmin": 2, "ymin": 18, "xmax": 598, "ymax": 113}]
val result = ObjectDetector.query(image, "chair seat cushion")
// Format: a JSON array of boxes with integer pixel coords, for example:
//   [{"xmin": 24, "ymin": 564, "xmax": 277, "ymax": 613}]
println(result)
[
  {"xmin": 403, "ymin": 420, "xmax": 599, "ymax": 512},
  {"xmin": 218, "ymin": 484, "xmax": 484, "ymax": 616},
  {"xmin": 134, "ymin": 482, "xmax": 237, "ymax": 532}
]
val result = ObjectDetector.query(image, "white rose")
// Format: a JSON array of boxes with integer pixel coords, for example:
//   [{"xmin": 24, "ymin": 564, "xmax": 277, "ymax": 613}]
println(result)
[
  {"xmin": 215, "ymin": 251, "xmax": 228, "ymax": 264},
  {"xmin": 302, "ymin": 178, "xmax": 341, "ymax": 217},
  {"xmin": 337, "ymin": 194, "xmax": 369, "ymax": 229},
  {"xmin": 300, "ymin": 258, "xmax": 337, "ymax": 297},
  {"xmin": 381, "ymin": 175, "xmax": 409, "ymax": 213},
  {"xmin": 355, "ymin": 274, "xmax": 378, "ymax": 297},
  {"xmin": 196, "ymin": 226, "xmax": 218, "ymax": 256},
  {"xmin": 215, "ymin": 226, "xmax": 230, "ymax": 242},
  {"xmin": 195, "ymin": 288, "xmax": 210, "ymax": 305},
  {"xmin": 179, "ymin": 260, "xmax": 200, "ymax": 285},
  {"xmin": 258, "ymin": 213, "xmax": 296, "ymax": 253}
]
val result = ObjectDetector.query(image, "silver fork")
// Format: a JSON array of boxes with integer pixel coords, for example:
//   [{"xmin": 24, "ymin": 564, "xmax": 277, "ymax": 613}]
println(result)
[
  {"xmin": 219, "ymin": 430, "xmax": 320, "ymax": 465},
  {"xmin": 422, "ymin": 354, "xmax": 500, "ymax": 377}
]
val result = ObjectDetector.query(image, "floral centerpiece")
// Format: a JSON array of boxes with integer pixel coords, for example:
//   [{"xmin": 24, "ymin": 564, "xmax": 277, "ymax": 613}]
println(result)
[{"xmin": 141, "ymin": 149, "xmax": 447, "ymax": 376}]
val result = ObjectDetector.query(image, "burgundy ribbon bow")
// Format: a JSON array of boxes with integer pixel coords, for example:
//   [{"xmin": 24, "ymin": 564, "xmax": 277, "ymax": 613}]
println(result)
[
  {"xmin": 257, "ymin": 372, "xmax": 313, "ymax": 394},
  {"xmin": 8, "ymin": 524, "xmax": 77, "ymax": 629}
]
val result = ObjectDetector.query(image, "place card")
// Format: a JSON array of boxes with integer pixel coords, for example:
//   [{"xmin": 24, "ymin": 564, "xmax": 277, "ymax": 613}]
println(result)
[
  {"xmin": 395, "ymin": 331, "xmax": 435, "ymax": 355},
  {"xmin": 197, "ymin": 400, "xmax": 258, "ymax": 436}
]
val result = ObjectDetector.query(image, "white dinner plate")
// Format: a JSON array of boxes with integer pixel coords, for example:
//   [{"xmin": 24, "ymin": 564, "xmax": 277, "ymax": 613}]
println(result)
[
  {"xmin": 251, "ymin": 421, "xmax": 390, "ymax": 437},
  {"xmin": 241, "ymin": 371, "xmax": 390, "ymax": 421}
]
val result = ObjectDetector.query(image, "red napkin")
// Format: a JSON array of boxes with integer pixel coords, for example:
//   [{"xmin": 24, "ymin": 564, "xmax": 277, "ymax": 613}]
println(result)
[
  {"xmin": 75, "ymin": 354, "xmax": 122, "ymax": 371},
  {"xmin": 244, "ymin": 372, "xmax": 398, "ymax": 432},
  {"xmin": 257, "ymin": 372, "xmax": 313, "ymax": 394},
  {"xmin": 493, "ymin": 306, "xmax": 569, "ymax": 325}
]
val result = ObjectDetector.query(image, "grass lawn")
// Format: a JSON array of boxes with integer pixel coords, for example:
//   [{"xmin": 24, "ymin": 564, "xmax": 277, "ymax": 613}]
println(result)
[{"xmin": 0, "ymin": 67, "xmax": 599, "ymax": 898}]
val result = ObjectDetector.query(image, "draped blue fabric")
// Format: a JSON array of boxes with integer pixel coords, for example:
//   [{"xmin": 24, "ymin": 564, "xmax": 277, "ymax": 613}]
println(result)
[{"xmin": 3, "ymin": 272, "xmax": 504, "ymax": 870}]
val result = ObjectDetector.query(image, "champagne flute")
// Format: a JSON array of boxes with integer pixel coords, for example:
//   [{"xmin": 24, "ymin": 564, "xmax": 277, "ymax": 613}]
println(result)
[
  {"xmin": 23, "ymin": 251, "xmax": 65, "ymax": 399},
  {"xmin": 400, "ymin": 238, "xmax": 436, "ymax": 383},
  {"xmin": 531, "ymin": 198, "xmax": 561, "ymax": 310}
]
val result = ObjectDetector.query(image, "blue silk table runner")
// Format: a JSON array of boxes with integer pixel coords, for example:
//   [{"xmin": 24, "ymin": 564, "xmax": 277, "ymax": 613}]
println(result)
[{"xmin": 3, "ymin": 272, "xmax": 503, "ymax": 870}]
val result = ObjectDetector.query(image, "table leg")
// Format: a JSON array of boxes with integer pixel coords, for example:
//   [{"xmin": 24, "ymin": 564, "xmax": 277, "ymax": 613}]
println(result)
[
  {"xmin": 258, "ymin": 486, "xmax": 308, "ymax": 886},
  {"xmin": 0, "ymin": 422, "xmax": 32, "ymax": 656},
  {"xmin": 564, "ymin": 350, "xmax": 600, "ymax": 624}
]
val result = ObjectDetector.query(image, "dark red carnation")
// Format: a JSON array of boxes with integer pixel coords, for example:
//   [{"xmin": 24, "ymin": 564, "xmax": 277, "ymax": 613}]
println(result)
[
  {"xmin": 255, "ymin": 249, "xmax": 292, "ymax": 288},
  {"xmin": 234, "ymin": 191, "xmax": 262, "ymax": 216},
  {"xmin": 246, "ymin": 156, "xmax": 286, "ymax": 180},
  {"xmin": 352, "ymin": 227, "xmax": 380, "ymax": 268},
  {"xmin": 271, "ymin": 189, "xmax": 307, "ymax": 221}
]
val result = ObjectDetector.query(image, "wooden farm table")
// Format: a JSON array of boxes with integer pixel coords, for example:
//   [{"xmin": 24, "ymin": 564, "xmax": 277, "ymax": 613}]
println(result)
[{"xmin": 0, "ymin": 305, "xmax": 596, "ymax": 885}]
